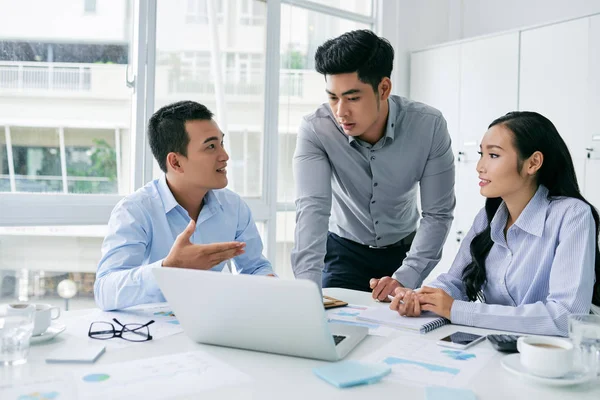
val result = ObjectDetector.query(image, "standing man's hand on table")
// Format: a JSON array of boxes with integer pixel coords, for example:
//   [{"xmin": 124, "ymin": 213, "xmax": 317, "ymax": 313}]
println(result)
[
  {"xmin": 162, "ymin": 219, "xmax": 245, "ymax": 270},
  {"xmin": 370, "ymin": 276, "xmax": 402, "ymax": 302}
]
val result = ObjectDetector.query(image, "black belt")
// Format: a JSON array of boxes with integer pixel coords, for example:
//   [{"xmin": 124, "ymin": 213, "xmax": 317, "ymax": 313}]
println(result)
[{"xmin": 368, "ymin": 231, "xmax": 416, "ymax": 250}]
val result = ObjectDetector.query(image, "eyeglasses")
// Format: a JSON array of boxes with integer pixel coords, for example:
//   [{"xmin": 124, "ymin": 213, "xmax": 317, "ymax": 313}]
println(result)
[{"xmin": 88, "ymin": 318, "xmax": 155, "ymax": 342}]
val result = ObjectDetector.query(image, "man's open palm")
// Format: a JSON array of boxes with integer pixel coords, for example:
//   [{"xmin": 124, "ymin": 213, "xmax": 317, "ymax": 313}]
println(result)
[{"xmin": 162, "ymin": 219, "xmax": 245, "ymax": 270}]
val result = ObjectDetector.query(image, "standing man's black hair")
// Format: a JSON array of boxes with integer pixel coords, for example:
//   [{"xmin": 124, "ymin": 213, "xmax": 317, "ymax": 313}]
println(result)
[
  {"xmin": 314, "ymin": 29, "xmax": 394, "ymax": 92},
  {"xmin": 148, "ymin": 100, "xmax": 214, "ymax": 173}
]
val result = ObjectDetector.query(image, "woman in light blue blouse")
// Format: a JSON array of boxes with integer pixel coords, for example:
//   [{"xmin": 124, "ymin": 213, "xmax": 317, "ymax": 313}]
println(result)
[{"xmin": 390, "ymin": 111, "xmax": 600, "ymax": 336}]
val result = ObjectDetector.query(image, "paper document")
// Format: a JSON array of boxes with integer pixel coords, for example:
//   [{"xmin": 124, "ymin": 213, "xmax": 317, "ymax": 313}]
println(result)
[
  {"xmin": 362, "ymin": 337, "xmax": 497, "ymax": 387},
  {"xmin": 1, "ymin": 350, "xmax": 252, "ymax": 399},
  {"xmin": 326, "ymin": 304, "xmax": 395, "ymax": 337}
]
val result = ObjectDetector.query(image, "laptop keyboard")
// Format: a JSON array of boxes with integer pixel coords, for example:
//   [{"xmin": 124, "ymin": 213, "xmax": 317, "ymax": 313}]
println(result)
[{"xmin": 333, "ymin": 335, "xmax": 346, "ymax": 346}]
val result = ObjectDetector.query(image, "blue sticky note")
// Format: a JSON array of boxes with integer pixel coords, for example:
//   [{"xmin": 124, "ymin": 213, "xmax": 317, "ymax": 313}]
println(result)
[
  {"xmin": 425, "ymin": 386, "xmax": 477, "ymax": 400},
  {"xmin": 313, "ymin": 360, "xmax": 391, "ymax": 388}
]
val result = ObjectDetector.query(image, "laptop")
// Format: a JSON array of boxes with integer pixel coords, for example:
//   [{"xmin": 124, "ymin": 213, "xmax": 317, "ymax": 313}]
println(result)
[{"xmin": 152, "ymin": 268, "xmax": 368, "ymax": 361}]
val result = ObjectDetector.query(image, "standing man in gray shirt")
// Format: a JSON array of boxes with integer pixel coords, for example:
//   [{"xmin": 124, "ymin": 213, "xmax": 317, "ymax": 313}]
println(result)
[{"xmin": 291, "ymin": 30, "xmax": 455, "ymax": 301}]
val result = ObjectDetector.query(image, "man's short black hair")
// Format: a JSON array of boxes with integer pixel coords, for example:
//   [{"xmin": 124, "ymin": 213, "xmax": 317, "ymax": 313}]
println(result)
[
  {"xmin": 148, "ymin": 100, "xmax": 214, "ymax": 173},
  {"xmin": 314, "ymin": 29, "xmax": 394, "ymax": 92}
]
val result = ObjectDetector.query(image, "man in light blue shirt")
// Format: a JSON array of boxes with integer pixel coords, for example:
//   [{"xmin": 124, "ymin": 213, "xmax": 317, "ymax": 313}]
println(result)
[{"xmin": 95, "ymin": 101, "xmax": 274, "ymax": 311}]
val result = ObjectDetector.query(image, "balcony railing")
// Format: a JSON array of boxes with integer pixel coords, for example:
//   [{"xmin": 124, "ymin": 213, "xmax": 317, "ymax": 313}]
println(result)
[
  {"xmin": 0, "ymin": 61, "xmax": 320, "ymax": 100},
  {"xmin": 0, "ymin": 61, "xmax": 92, "ymax": 91},
  {"xmin": 169, "ymin": 68, "xmax": 307, "ymax": 97}
]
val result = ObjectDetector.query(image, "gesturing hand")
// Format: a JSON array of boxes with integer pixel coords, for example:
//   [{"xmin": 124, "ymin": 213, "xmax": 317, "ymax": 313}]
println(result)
[
  {"xmin": 370, "ymin": 276, "xmax": 402, "ymax": 302},
  {"xmin": 162, "ymin": 219, "xmax": 245, "ymax": 270}
]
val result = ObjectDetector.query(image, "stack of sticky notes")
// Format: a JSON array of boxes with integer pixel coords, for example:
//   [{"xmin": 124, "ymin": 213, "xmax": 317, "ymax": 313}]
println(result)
[{"xmin": 313, "ymin": 360, "xmax": 391, "ymax": 388}]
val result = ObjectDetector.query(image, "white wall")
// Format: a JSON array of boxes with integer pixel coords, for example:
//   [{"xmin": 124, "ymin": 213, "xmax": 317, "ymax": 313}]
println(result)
[
  {"xmin": 382, "ymin": 0, "xmax": 600, "ymax": 97},
  {"xmin": 461, "ymin": 0, "xmax": 600, "ymax": 38},
  {"xmin": 380, "ymin": 0, "xmax": 456, "ymax": 97}
]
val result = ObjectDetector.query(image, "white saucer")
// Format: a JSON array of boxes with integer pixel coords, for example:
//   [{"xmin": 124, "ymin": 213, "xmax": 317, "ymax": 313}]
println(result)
[
  {"xmin": 30, "ymin": 323, "xmax": 66, "ymax": 344},
  {"xmin": 501, "ymin": 353, "xmax": 590, "ymax": 386}
]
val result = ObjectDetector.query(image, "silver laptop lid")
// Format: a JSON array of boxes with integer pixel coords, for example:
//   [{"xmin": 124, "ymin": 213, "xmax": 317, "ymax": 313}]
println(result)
[{"xmin": 152, "ymin": 268, "xmax": 342, "ymax": 360}]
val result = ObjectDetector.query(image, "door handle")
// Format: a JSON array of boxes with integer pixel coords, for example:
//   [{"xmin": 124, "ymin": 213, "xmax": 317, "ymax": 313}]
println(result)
[{"xmin": 587, "ymin": 148, "xmax": 594, "ymax": 159}]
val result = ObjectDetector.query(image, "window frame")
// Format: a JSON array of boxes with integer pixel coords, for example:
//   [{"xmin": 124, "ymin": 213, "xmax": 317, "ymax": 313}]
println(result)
[{"xmin": 0, "ymin": 0, "xmax": 379, "ymax": 270}]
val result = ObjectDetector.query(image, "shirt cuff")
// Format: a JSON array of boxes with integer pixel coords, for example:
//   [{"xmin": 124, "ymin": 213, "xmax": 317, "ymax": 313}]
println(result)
[
  {"xmin": 450, "ymin": 300, "xmax": 477, "ymax": 326},
  {"xmin": 141, "ymin": 259, "xmax": 164, "ymax": 294},
  {"xmin": 392, "ymin": 265, "xmax": 423, "ymax": 289},
  {"xmin": 253, "ymin": 267, "xmax": 277, "ymax": 277}
]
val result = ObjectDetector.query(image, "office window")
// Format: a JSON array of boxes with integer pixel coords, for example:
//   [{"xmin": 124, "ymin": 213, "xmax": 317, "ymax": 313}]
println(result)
[
  {"xmin": 156, "ymin": 0, "xmax": 266, "ymax": 198},
  {"xmin": 0, "ymin": 126, "xmax": 124, "ymax": 195},
  {"xmin": 185, "ymin": 0, "xmax": 224, "ymax": 24},
  {"xmin": 0, "ymin": 0, "xmax": 134, "ymax": 309},
  {"xmin": 0, "ymin": 225, "xmax": 103, "ymax": 309},
  {"xmin": 318, "ymin": 0, "xmax": 373, "ymax": 16},
  {"xmin": 64, "ymin": 128, "xmax": 122, "ymax": 194},
  {"xmin": 0, "ymin": 132, "xmax": 9, "ymax": 191},
  {"xmin": 239, "ymin": 0, "xmax": 265, "ymax": 26},
  {"xmin": 10, "ymin": 127, "xmax": 62, "ymax": 193},
  {"xmin": 0, "ymin": 0, "xmax": 378, "ymax": 304}
]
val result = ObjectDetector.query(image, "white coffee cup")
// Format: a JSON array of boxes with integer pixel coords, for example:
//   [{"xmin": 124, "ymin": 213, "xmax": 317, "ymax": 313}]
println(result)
[
  {"xmin": 517, "ymin": 336, "xmax": 574, "ymax": 378},
  {"xmin": 31, "ymin": 304, "xmax": 61, "ymax": 336},
  {"xmin": 6, "ymin": 303, "xmax": 35, "ymax": 316},
  {"xmin": 6, "ymin": 303, "xmax": 35, "ymax": 317}
]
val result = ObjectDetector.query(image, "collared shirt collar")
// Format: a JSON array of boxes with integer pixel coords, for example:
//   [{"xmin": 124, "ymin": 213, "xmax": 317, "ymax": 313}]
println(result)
[
  {"xmin": 157, "ymin": 174, "xmax": 224, "ymax": 215},
  {"xmin": 491, "ymin": 185, "xmax": 549, "ymax": 243},
  {"xmin": 157, "ymin": 174, "xmax": 179, "ymax": 214},
  {"xmin": 335, "ymin": 98, "xmax": 398, "ymax": 145}
]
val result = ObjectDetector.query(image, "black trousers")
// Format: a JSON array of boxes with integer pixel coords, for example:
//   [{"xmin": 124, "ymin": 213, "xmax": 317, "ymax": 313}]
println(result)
[{"xmin": 322, "ymin": 232, "xmax": 412, "ymax": 292}]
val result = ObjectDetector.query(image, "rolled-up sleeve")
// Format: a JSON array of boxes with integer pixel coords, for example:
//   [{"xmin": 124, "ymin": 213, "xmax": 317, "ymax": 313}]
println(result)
[
  {"xmin": 393, "ymin": 116, "xmax": 455, "ymax": 288},
  {"xmin": 291, "ymin": 118, "xmax": 332, "ymax": 288}
]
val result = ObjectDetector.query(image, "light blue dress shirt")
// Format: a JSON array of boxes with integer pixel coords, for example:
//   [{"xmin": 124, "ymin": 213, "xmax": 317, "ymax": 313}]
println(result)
[
  {"xmin": 428, "ymin": 185, "xmax": 596, "ymax": 336},
  {"xmin": 94, "ymin": 175, "xmax": 274, "ymax": 311}
]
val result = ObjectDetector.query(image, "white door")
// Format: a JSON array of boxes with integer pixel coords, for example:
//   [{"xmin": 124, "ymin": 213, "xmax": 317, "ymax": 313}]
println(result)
[
  {"xmin": 519, "ymin": 18, "xmax": 590, "ymax": 185},
  {"xmin": 410, "ymin": 45, "xmax": 460, "ymax": 140},
  {"xmin": 584, "ymin": 15, "xmax": 600, "ymax": 211}
]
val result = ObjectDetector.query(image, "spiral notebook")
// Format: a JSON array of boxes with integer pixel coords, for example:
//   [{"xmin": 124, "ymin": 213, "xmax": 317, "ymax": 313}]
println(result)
[{"xmin": 356, "ymin": 307, "xmax": 449, "ymax": 334}]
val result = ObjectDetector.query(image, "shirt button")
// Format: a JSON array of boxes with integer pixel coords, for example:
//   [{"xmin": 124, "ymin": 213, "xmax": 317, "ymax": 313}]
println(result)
[
  {"xmin": 391, "ymin": 123, "xmax": 394, "ymax": 128},
  {"xmin": 375, "ymin": 221, "xmax": 379, "ymax": 225},
  {"xmin": 371, "ymin": 156, "xmax": 375, "ymax": 160},
  {"xmin": 374, "ymin": 182, "xmax": 378, "ymax": 187},
  {"xmin": 371, "ymin": 200, "xmax": 376, "ymax": 204},
  {"xmin": 377, "ymin": 236, "xmax": 381, "ymax": 240}
]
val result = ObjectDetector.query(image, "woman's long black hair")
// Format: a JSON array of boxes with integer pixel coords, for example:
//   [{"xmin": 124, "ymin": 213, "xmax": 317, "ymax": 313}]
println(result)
[{"xmin": 461, "ymin": 111, "xmax": 600, "ymax": 306}]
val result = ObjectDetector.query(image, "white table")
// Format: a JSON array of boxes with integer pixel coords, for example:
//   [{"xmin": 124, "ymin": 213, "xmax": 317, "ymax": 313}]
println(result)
[{"xmin": 2, "ymin": 288, "xmax": 599, "ymax": 399}]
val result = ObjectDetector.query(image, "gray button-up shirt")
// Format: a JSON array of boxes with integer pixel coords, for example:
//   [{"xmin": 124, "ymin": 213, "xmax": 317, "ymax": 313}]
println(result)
[{"xmin": 291, "ymin": 95, "xmax": 455, "ymax": 289}]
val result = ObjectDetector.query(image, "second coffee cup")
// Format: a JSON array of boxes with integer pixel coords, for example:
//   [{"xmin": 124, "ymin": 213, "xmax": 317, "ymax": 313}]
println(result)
[
  {"xmin": 32, "ymin": 304, "xmax": 61, "ymax": 336},
  {"xmin": 517, "ymin": 336, "xmax": 573, "ymax": 378}
]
